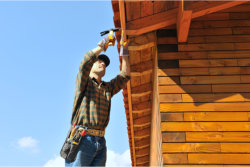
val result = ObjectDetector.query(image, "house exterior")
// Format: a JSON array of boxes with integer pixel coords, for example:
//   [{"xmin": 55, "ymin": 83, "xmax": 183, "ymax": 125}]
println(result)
[{"xmin": 111, "ymin": 1, "xmax": 250, "ymax": 166}]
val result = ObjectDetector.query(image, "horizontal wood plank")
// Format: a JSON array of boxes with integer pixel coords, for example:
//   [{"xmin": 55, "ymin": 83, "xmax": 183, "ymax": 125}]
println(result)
[
  {"xmin": 159, "ymin": 76, "xmax": 180, "ymax": 85},
  {"xmin": 189, "ymin": 154, "xmax": 250, "ymax": 164},
  {"xmin": 186, "ymin": 132, "xmax": 250, "ymax": 142},
  {"xmin": 163, "ymin": 142, "xmax": 250, "ymax": 153},
  {"xmin": 180, "ymin": 75, "xmax": 241, "ymax": 85},
  {"xmin": 162, "ymin": 132, "xmax": 186, "ymax": 142},
  {"xmin": 158, "ymin": 51, "xmax": 250, "ymax": 60},
  {"xmin": 212, "ymin": 84, "xmax": 250, "ymax": 93},
  {"xmin": 219, "ymin": 4, "xmax": 250, "ymax": 13},
  {"xmin": 160, "ymin": 94, "xmax": 183, "ymax": 102},
  {"xmin": 221, "ymin": 143, "xmax": 250, "ymax": 153},
  {"xmin": 233, "ymin": 27, "xmax": 250, "ymax": 35},
  {"xmin": 190, "ymin": 20, "xmax": 250, "ymax": 29},
  {"xmin": 159, "ymin": 85, "xmax": 212, "ymax": 93},
  {"xmin": 163, "ymin": 153, "xmax": 188, "ymax": 164},
  {"xmin": 162, "ymin": 143, "xmax": 221, "ymax": 153},
  {"xmin": 184, "ymin": 112, "xmax": 248, "ymax": 121},
  {"xmin": 192, "ymin": 12, "xmax": 230, "ymax": 21},
  {"xmin": 160, "ymin": 102, "xmax": 250, "ymax": 112},
  {"xmin": 161, "ymin": 113, "xmax": 184, "ymax": 122},
  {"xmin": 187, "ymin": 35, "xmax": 250, "ymax": 44},
  {"xmin": 189, "ymin": 28, "xmax": 232, "ymax": 36},
  {"xmin": 178, "ymin": 43, "xmax": 250, "ymax": 52},
  {"xmin": 161, "ymin": 122, "xmax": 250, "ymax": 131},
  {"xmin": 181, "ymin": 93, "xmax": 247, "ymax": 103},
  {"xmin": 230, "ymin": 11, "xmax": 250, "ymax": 20},
  {"xmin": 179, "ymin": 59, "xmax": 238, "ymax": 68},
  {"xmin": 158, "ymin": 67, "xmax": 250, "ymax": 76}
]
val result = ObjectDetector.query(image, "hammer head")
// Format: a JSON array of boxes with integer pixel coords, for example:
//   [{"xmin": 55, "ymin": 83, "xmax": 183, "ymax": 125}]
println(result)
[{"xmin": 100, "ymin": 28, "xmax": 120, "ymax": 36}]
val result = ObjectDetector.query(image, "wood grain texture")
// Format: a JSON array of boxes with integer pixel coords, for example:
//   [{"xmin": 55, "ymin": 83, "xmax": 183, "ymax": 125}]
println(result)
[
  {"xmin": 178, "ymin": 43, "xmax": 250, "ymax": 51},
  {"xmin": 163, "ymin": 142, "xmax": 250, "ymax": 153},
  {"xmin": 163, "ymin": 153, "xmax": 188, "ymax": 164},
  {"xmin": 212, "ymin": 84, "xmax": 250, "ymax": 93},
  {"xmin": 160, "ymin": 94, "xmax": 182, "ymax": 102},
  {"xmin": 159, "ymin": 85, "xmax": 212, "ymax": 94},
  {"xmin": 191, "ymin": 20, "xmax": 250, "ymax": 29},
  {"xmin": 179, "ymin": 59, "xmax": 238, "ymax": 68},
  {"xmin": 182, "ymin": 93, "xmax": 247, "ymax": 102},
  {"xmin": 140, "ymin": 1, "xmax": 153, "ymax": 18},
  {"xmin": 125, "ymin": 1, "xmax": 140, "ymax": 22},
  {"xmin": 158, "ymin": 51, "xmax": 250, "ymax": 60},
  {"xmin": 158, "ymin": 67, "xmax": 250, "ymax": 76},
  {"xmin": 184, "ymin": 112, "xmax": 249, "ymax": 121},
  {"xmin": 180, "ymin": 75, "xmax": 241, "ymax": 85},
  {"xmin": 160, "ymin": 102, "xmax": 250, "ymax": 112},
  {"xmin": 162, "ymin": 143, "xmax": 221, "ymax": 153},
  {"xmin": 187, "ymin": 35, "xmax": 250, "ymax": 44},
  {"xmin": 161, "ymin": 113, "xmax": 184, "ymax": 122},
  {"xmin": 162, "ymin": 132, "xmax": 186, "ymax": 142},
  {"xmin": 161, "ymin": 122, "xmax": 250, "ymax": 131},
  {"xmin": 186, "ymin": 132, "xmax": 250, "ymax": 142},
  {"xmin": 188, "ymin": 154, "xmax": 250, "ymax": 164}
]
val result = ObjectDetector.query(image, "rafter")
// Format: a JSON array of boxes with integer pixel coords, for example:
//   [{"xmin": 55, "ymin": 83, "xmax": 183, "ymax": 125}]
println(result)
[
  {"xmin": 177, "ymin": 1, "xmax": 192, "ymax": 43},
  {"xmin": 126, "ymin": 1, "xmax": 248, "ymax": 36}
]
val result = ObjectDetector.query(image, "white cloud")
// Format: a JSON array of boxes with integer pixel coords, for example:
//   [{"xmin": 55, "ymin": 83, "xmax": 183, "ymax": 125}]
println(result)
[
  {"xmin": 106, "ymin": 149, "xmax": 131, "ymax": 167},
  {"xmin": 17, "ymin": 136, "xmax": 39, "ymax": 153},
  {"xmin": 43, "ymin": 156, "xmax": 64, "ymax": 167},
  {"xmin": 43, "ymin": 149, "xmax": 131, "ymax": 167}
]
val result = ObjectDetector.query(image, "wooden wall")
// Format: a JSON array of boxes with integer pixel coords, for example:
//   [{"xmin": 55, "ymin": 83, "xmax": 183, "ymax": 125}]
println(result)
[{"xmin": 158, "ymin": 3, "xmax": 250, "ymax": 166}]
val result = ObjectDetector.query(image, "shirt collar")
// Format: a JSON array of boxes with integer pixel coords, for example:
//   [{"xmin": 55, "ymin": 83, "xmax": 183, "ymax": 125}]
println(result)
[{"xmin": 91, "ymin": 77, "xmax": 106, "ymax": 86}]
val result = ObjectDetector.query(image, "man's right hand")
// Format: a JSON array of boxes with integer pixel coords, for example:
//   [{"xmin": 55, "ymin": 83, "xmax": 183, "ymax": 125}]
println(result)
[
  {"xmin": 120, "ymin": 30, "xmax": 129, "ymax": 57},
  {"xmin": 97, "ymin": 31, "xmax": 116, "ymax": 52}
]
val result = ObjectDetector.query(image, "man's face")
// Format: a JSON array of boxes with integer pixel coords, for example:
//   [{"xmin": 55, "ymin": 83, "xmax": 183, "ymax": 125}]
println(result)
[{"xmin": 90, "ymin": 59, "xmax": 106, "ymax": 77}]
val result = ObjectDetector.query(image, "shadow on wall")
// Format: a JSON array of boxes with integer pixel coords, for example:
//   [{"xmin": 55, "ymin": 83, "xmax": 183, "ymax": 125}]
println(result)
[{"xmin": 157, "ymin": 29, "xmax": 250, "ymax": 108}]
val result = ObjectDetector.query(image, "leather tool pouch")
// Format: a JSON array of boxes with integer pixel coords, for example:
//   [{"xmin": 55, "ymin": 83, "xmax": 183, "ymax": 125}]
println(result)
[
  {"xmin": 60, "ymin": 80, "xmax": 88, "ymax": 162},
  {"xmin": 60, "ymin": 127, "xmax": 83, "ymax": 162}
]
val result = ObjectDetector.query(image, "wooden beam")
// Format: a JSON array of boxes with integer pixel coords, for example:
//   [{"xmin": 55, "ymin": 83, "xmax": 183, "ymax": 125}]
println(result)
[
  {"xmin": 118, "ymin": 0, "xmax": 136, "ymax": 166},
  {"xmin": 126, "ymin": 1, "xmax": 248, "ymax": 36},
  {"xmin": 191, "ymin": 1, "xmax": 248, "ymax": 19},
  {"xmin": 128, "ymin": 42, "xmax": 156, "ymax": 51},
  {"xmin": 177, "ymin": 1, "xmax": 192, "ymax": 43},
  {"xmin": 126, "ymin": 9, "xmax": 177, "ymax": 36}
]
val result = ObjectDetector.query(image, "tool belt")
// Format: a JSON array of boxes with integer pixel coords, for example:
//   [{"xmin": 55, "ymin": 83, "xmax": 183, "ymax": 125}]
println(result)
[
  {"xmin": 60, "ymin": 125, "xmax": 105, "ymax": 162},
  {"xmin": 79, "ymin": 126, "xmax": 105, "ymax": 137},
  {"xmin": 83, "ymin": 128, "xmax": 105, "ymax": 137}
]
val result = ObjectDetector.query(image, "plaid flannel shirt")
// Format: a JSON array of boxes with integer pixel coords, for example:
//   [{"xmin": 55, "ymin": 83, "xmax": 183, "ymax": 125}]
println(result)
[{"xmin": 70, "ymin": 50, "xmax": 130, "ymax": 130}]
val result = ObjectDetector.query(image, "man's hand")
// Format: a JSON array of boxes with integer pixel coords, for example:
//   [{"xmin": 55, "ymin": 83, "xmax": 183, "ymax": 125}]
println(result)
[
  {"xmin": 98, "ymin": 31, "xmax": 116, "ymax": 52},
  {"xmin": 120, "ymin": 30, "xmax": 130, "ymax": 75},
  {"xmin": 119, "ymin": 32, "xmax": 129, "ymax": 57}
]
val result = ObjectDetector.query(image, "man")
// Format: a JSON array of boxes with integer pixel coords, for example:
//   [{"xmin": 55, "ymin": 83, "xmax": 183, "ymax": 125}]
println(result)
[{"xmin": 65, "ymin": 31, "xmax": 130, "ymax": 166}]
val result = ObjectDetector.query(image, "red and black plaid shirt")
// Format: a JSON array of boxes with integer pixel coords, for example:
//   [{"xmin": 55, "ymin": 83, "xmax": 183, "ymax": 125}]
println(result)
[{"xmin": 71, "ymin": 50, "xmax": 130, "ymax": 130}]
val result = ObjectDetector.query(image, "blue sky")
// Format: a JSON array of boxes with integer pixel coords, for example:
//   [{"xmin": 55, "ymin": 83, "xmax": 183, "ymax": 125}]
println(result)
[{"xmin": 0, "ymin": 1, "xmax": 130, "ymax": 166}]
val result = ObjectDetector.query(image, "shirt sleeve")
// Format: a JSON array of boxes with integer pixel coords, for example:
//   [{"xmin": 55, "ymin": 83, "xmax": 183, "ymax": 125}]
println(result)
[
  {"xmin": 71, "ymin": 50, "xmax": 97, "ymax": 124},
  {"xmin": 109, "ymin": 70, "xmax": 131, "ymax": 97}
]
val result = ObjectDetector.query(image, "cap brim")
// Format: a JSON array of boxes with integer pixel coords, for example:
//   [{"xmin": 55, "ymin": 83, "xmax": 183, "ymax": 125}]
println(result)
[{"xmin": 98, "ymin": 54, "xmax": 110, "ymax": 67}]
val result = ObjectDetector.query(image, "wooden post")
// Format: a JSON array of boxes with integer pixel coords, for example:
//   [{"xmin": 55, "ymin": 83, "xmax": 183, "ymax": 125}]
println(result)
[{"xmin": 118, "ymin": 0, "xmax": 136, "ymax": 166}]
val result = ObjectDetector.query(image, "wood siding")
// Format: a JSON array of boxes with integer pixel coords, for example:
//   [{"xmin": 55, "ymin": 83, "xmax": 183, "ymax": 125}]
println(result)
[{"xmin": 158, "ymin": 3, "xmax": 250, "ymax": 166}]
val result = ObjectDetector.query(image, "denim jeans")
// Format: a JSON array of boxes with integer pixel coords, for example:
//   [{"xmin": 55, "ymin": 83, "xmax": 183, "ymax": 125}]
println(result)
[{"xmin": 65, "ymin": 134, "xmax": 107, "ymax": 167}]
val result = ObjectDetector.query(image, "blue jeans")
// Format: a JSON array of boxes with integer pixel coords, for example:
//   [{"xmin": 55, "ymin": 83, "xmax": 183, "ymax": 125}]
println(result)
[{"xmin": 65, "ymin": 135, "xmax": 107, "ymax": 167}]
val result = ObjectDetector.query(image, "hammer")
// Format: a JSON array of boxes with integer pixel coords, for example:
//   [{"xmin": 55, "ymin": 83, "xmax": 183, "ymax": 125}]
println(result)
[{"xmin": 100, "ymin": 28, "xmax": 120, "ymax": 36}]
